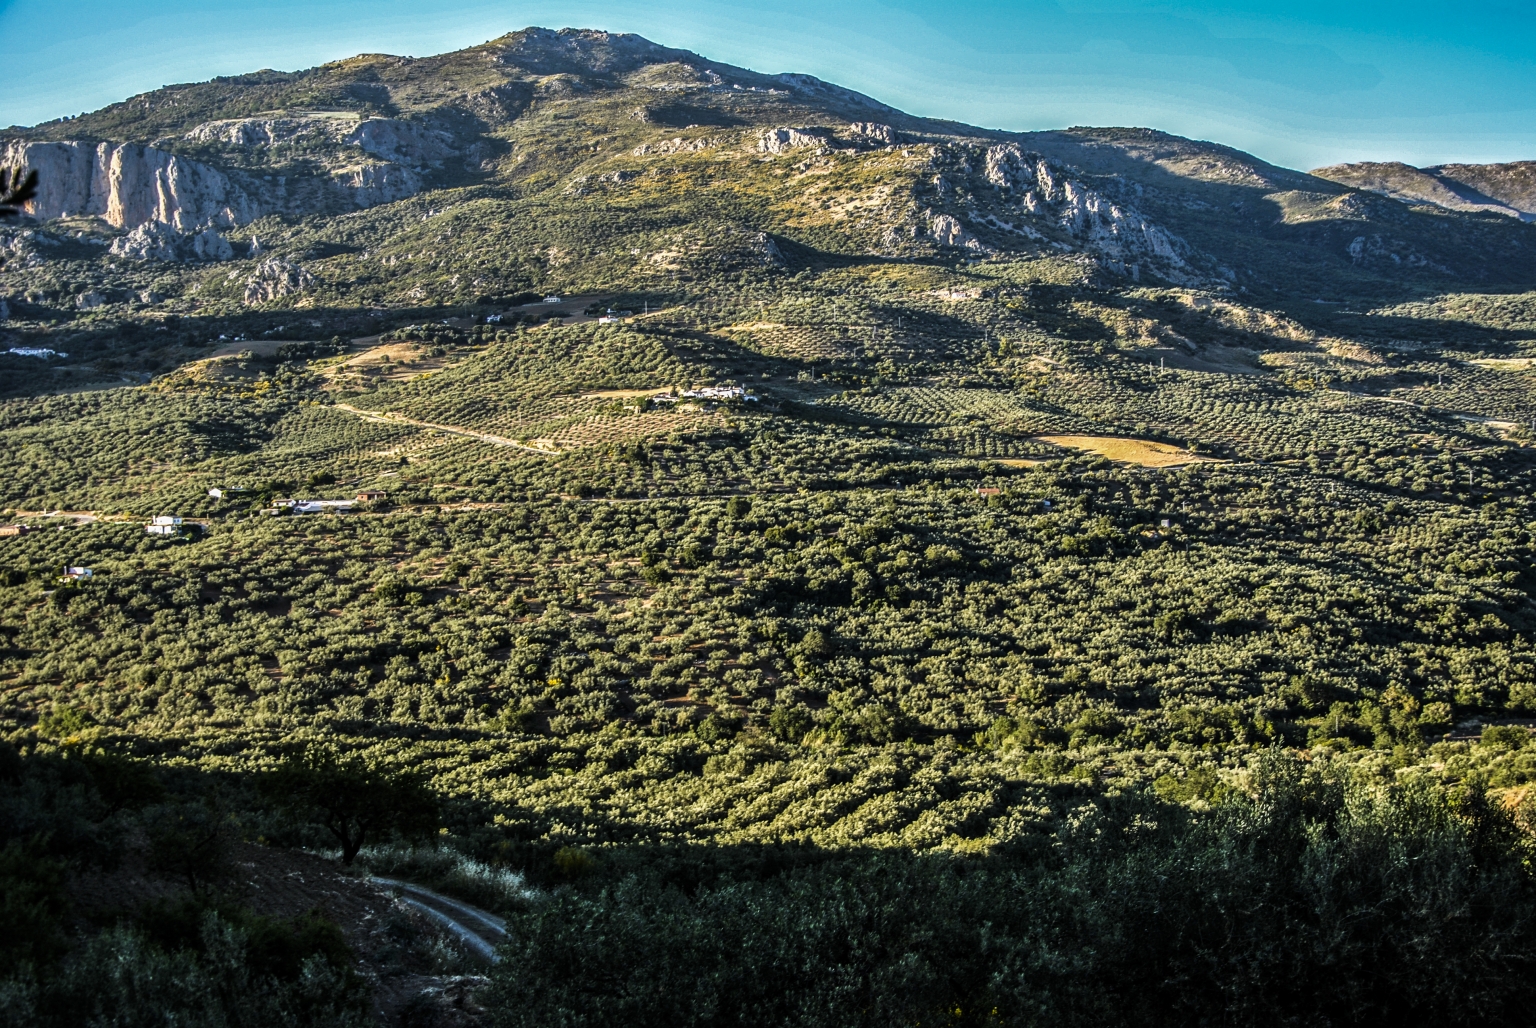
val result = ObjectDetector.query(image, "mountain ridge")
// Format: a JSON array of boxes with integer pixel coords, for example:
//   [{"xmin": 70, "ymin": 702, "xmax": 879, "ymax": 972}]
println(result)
[
  {"xmin": 1312, "ymin": 159, "xmax": 1536, "ymax": 222},
  {"xmin": 1, "ymin": 25, "xmax": 1534, "ymax": 316}
]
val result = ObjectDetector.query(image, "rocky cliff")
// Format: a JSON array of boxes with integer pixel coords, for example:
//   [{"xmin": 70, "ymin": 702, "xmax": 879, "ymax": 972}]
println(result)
[
  {"xmin": 0, "ymin": 116, "xmax": 446, "ymax": 260},
  {"xmin": 0, "ymin": 140, "xmax": 256, "ymax": 231}
]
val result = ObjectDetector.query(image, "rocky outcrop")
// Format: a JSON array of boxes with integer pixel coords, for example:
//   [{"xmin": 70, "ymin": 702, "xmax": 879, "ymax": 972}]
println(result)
[
  {"xmin": 185, "ymin": 115, "xmax": 458, "ymax": 167},
  {"xmin": 0, "ymin": 228, "xmax": 54, "ymax": 269},
  {"xmin": 929, "ymin": 213, "xmax": 985, "ymax": 251},
  {"xmin": 632, "ymin": 136, "xmax": 720, "ymax": 156},
  {"xmin": 184, "ymin": 117, "xmax": 327, "ymax": 148},
  {"xmin": 244, "ymin": 257, "xmax": 315, "ymax": 304},
  {"xmin": 328, "ymin": 163, "xmax": 423, "ymax": 207},
  {"xmin": 978, "ymin": 143, "xmax": 1190, "ymax": 268},
  {"xmin": 1, "ymin": 140, "xmax": 257, "ymax": 231},
  {"xmin": 847, "ymin": 122, "xmax": 898, "ymax": 145},
  {"xmin": 758, "ymin": 127, "xmax": 831, "ymax": 154},
  {"xmin": 344, "ymin": 119, "xmax": 458, "ymax": 165},
  {"xmin": 759, "ymin": 124, "xmax": 898, "ymax": 155},
  {"xmin": 111, "ymin": 222, "xmax": 233, "ymax": 261}
]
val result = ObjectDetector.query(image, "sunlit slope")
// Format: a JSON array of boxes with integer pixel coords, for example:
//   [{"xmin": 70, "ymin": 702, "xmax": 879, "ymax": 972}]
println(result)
[{"xmin": 5, "ymin": 26, "xmax": 1535, "ymax": 314}]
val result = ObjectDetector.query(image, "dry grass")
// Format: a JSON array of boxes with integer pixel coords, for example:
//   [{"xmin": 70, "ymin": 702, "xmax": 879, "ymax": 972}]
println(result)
[
  {"xmin": 1036, "ymin": 435, "xmax": 1214, "ymax": 467},
  {"xmin": 577, "ymin": 388, "xmax": 662, "ymax": 399}
]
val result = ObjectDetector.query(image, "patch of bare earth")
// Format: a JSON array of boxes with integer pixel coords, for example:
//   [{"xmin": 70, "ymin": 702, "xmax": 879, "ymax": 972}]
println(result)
[{"xmin": 1036, "ymin": 435, "xmax": 1215, "ymax": 468}]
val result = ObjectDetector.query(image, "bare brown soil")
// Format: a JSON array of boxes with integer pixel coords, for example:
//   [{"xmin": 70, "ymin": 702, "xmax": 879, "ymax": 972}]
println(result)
[{"xmin": 1036, "ymin": 435, "xmax": 1215, "ymax": 468}]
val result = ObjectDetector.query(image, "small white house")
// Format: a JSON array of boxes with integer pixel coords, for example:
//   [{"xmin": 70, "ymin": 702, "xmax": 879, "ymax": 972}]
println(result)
[
  {"xmin": 543, "ymin": 295, "xmax": 562, "ymax": 304},
  {"xmin": 292, "ymin": 500, "xmax": 355, "ymax": 514},
  {"xmin": 147, "ymin": 515, "xmax": 201, "ymax": 536},
  {"xmin": 676, "ymin": 386, "xmax": 758, "ymax": 403},
  {"xmin": 208, "ymin": 488, "xmax": 224, "ymax": 499},
  {"xmin": 61, "ymin": 566, "xmax": 92, "ymax": 581}
]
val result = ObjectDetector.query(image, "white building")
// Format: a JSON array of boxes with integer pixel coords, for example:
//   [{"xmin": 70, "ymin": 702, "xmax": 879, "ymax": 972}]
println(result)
[
  {"xmin": 290, "ymin": 500, "xmax": 355, "ymax": 514},
  {"xmin": 673, "ymin": 386, "xmax": 758, "ymax": 403}
]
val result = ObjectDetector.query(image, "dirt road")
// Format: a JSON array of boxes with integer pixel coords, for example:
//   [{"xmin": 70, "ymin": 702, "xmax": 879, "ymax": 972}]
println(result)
[{"xmin": 331, "ymin": 402, "xmax": 560, "ymax": 455}]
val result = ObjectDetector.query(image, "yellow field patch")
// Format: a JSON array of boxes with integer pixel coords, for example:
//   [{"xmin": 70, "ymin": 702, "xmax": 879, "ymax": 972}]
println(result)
[
  {"xmin": 993, "ymin": 458, "xmax": 1043, "ymax": 468},
  {"xmin": 1036, "ymin": 435, "xmax": 1213, "ymax": 468},
  {"xmin": 723, "ymin": 322, "xmax": 788, "ymax": 332}
]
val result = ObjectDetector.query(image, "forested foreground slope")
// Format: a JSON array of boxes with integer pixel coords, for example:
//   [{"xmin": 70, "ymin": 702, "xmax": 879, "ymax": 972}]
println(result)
[{"xmin": 6, "ymin": 25, "xmax": 1536, "ymax": 1028}]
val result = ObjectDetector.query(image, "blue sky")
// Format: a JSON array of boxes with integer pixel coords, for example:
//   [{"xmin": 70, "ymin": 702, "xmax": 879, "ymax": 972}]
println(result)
[{"xmin": 3, "ymin": 0, "xmax": 1533, "ymax": 171}]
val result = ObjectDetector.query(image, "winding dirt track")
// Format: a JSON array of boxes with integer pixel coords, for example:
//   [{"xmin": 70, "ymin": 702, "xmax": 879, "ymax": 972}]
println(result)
[
  {"xmin": 367, "ymin": 876, "xmax": 508, "ymax": 964},
  {"xmin": 331, "ymin": 402, "xmax": 560, "ymax": 455}
]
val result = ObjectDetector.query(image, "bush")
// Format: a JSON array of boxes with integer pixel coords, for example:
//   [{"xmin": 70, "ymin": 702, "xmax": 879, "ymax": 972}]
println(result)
[
  {"xmin": 10, "ymin": 910, "xmax": 369, "ymax": 1028},
  {"xmin": 482, "ymin": 761, "xmax": 1536, "ymax": 1027}
]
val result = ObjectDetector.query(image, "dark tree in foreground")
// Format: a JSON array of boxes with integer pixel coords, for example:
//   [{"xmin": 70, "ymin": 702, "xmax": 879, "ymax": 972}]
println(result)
[
  {"xmin": 0, "ymin": 167, "xmax": 38, "ymax": 219},
  {"xmin": 264, "ymin": 747, "xmax": 438, "ymax": 864}
]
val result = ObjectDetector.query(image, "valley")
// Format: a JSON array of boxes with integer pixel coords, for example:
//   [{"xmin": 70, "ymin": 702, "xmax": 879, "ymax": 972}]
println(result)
[{"xmin": 5, "ymin": 25, "xmax": 1536, "ymax": 1028}]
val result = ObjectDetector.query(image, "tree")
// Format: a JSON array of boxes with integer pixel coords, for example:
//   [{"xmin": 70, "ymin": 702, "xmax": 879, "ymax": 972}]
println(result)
[
  {"xmin": 263, "ymin": 747, "xmax": 438, "ymax": 864},
  {"xmin": 0, "ymin": 167, "xmax": 37, "ymax": 219}
]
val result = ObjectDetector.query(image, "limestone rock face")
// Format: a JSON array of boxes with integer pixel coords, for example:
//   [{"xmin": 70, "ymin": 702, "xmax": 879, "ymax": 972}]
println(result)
[
  {"xmin": 632, "ymin": 136, "xmax": 719, "ymax": 156},
  {"xmin": 110, "ymin": 222, "xmax": 234, "ymax": 262},
  {"xmin": 977, "ymin": 143, "xmax": 1190, "ymax": 269},
  {"xmin": 183, "ymin": 117, "xmax": 327, "ymax": 148},
  {"xmin": 758, "ymin": 128, "xmax": 829, "ymax": 154},
  {"xmin": 185, "ymin": 115, "xmax": 457, "ymax": 167},
  {"xmin": 754, "ymin": 232, "xmax": 785, "ymax": 266},
  {"xmin": 328, "ymin": 163, "xmax": 424, "ymax": 208},
  {"xmin": 0, "ymin": 228, "xmax": 52, "ymax": 269},
  {"xmin": 344, "ymin": 119, "xmax": 458, "ymax": 165},
  {"xmin": 1, "ymin": 123, "xmax": 440, "ymax": 253},
  {"xmin": 1, "ymin": 140, "xmax": 257, "ymax": 231},
  {"xmin": 984, "ymin": 145, "xmax": 1038, "ymax": 191},
  {"xmin": 244, "ymin": 257, "xmax": 315, "ymax": 304},
  {"xmin": 929, "ymin": 213, "xmax": 984, "ymax": 251},
  {"xmin": 848, "ymin": 122, "xmax": 897, "ymax": 145}
]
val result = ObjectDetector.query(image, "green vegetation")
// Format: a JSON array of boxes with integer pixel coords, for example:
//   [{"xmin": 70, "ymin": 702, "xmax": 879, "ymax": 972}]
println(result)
[{"xmin": 6, "ymin": 24, "xmax": 1536, "ymax": 1027}]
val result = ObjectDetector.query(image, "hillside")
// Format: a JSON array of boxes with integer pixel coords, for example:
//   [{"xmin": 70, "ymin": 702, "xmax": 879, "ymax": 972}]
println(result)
[
  {"xmin": 6, "ymin": 26, "xmax": 1536, "ymax": 1028},
  {"xmin": 4, "ymin": 25, "xmax": 1535, "ymax": 315},
  {"xmin": 1313, "ymin": 159, "xmax": 1536, "ymax": 222}
]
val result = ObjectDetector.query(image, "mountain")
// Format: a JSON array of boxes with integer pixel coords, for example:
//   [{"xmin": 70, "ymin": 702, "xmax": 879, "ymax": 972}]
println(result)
[
  {"xmin": 8, "ymin": 29, "xmax": 1536, "ymax": 1023},
  {"xmin": 3, "ymin": 25, "xmax": 1534, "ymax": 313},
  {"xmin": 1312, "ymin": 160, "xmax": 1536, "ymax": 223}
]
